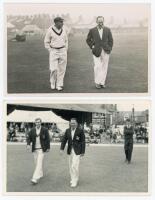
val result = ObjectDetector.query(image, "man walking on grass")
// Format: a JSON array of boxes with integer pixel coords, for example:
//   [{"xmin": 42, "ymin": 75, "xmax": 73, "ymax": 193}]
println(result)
[
  {"xmin": 86, "ymin": 16, "xmax": 113, "ymax": 89},
  {"xmin": 27, "ymin": 118, "xmax": 50, "ymax": 184},
  {"xmin": 44, "ymin": 17, "xmax": 68, "ymax": 91},
  {"xmin": 60, "ymin": 118, "xmax": 85, "ymax": 188}
]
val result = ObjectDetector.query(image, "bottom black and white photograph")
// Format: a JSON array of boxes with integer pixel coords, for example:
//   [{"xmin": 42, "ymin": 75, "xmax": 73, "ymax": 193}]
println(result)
[{"xmin": 3, "ymin": 100, "xmax": 150, "ymax": 195}]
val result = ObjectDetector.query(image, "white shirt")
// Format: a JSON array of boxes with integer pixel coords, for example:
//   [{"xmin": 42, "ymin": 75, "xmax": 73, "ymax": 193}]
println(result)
[
  {"xmin": 35, "ymin": 127, "xmax": 41, "ymax": 149},
  {"xmin": 44, "ymin": 25, "xmax": 68, "ymax": 51},
  {"xmin": 71, "ymin": 128, "xmax": 76, "ymax": 140},
  {"xmin": 97, "ymin": 27, "xmax": 103, "ymax": 40},
  {"xmin": 36, "ymin": 127, "xmax": 41, "ymax": 136}
]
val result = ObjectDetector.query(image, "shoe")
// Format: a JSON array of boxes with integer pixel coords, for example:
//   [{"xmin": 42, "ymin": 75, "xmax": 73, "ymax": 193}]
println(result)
[
  {"xmin": 70, "ymin": 180, "xmax": 78, "ymax": 187},
  {"xmin": 70, "ymin": 183, "xmax": 77, "ymax": 188},
  {"xmin": 127, "ymin": 161, "xmax": 131, "ymax": 164},
  {"xmin": 95, "ymin": 84, "xmax": 102, "ymax": 89},
  {"xmin": 100, "ymin": 84, "xmax": 106, "ymax": 88},
  {"xmin": 51, "ymin": 84, "xmax": 55, "ymax": 90},
  {"xmin": 31, "ymin": 179, "xmax": 38, "ymax": 185},
  {"xmin": 125, "ymin": 159, "xmax": 128, "ymax": 163},
  {"xmin": 56, "ymin": 86, "xmax": 63, "ymax": 91}
]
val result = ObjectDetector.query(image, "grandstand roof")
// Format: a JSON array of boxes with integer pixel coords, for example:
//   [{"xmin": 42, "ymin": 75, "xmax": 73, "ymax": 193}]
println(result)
[{"xmin": 7, "ymin": 104, "xmax": 117, "ymax": 115}]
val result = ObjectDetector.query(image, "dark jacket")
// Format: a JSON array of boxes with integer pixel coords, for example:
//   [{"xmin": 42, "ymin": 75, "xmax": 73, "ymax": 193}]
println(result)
[
  {"xmin": 86, "ymin": 26, "xmax": 113, "ymax": 57},
  {"xmin": 60, "ymin": 128, "xmax": 85, "ymax": 155},
  {"xmin": 27, "ymin": 126, "xmax": 50, "ymax": 152},
  {"xmin": 124, "ymin": 126, "xmax": 134, "ymax": 142}
]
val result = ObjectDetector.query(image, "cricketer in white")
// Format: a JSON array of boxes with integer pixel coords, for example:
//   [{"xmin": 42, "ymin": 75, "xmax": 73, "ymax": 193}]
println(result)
[{"xmin": 44, "ymin": 17, "xmax": 68, "ymax": 91}]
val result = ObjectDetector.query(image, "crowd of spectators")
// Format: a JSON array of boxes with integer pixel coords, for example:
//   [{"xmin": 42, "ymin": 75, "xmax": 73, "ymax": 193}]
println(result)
[
  {"xmin": 7, "ymin": 122, "xmax": 148, "ymax": 144},
  {"xmin": 84, "ymin": 124, "xmax": 148, "ymax": 144},
  {"xmin": 7, "ymin": 122, "xmax": 62, "ymax": 142}
]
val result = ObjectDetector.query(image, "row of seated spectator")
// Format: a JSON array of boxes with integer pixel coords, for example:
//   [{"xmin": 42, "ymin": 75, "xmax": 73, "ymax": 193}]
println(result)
[
  {"xmin": 84, "ymin": 124, "xmax": 148, "ymax": 144},
  {"xmin": 7, "ymin": 122, "xmax": 62, "ymax": 142},
  {"xmin": 7, "ymin": 122, "xmax": 148, "ymax": 144}
]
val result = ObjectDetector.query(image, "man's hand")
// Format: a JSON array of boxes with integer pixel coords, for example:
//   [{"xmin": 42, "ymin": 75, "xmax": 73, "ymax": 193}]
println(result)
[
  {"xmin": 92, "ymin": 45, "xmax": 95, "ymax": 49},
  {"xmin": 80, "ymin": 154, "xmax": 84, "ymax": 157},
  {"xmin": 26, "ymin": 145, "xmax": 31, "ymax": 152},
  {"xmin": 60, "ymin": 150, "xmax": 64, "ymax": 156}
]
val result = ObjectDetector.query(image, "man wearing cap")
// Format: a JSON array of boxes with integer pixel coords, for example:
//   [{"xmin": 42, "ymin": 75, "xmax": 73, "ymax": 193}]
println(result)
[
  {"xmin": 123, "ymin": 119, "xmax": 134, "ymax": 164},
  {"xmin": 86, "ymin": 16, "xmax": 113, "ymax": 89},
  {"xmin": 60, "ymin": 118, "xmax": 85, "ymax": 188},
  {"xmin": 26, "ymin": 118, "xmax": 50, "ymax": 184},
  {"xmin": 44, "ymin": 17, "xmax": 68, "ymax": 91}
]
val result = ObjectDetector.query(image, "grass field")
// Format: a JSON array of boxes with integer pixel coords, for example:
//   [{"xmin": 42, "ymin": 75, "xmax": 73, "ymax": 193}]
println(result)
[
  {"xmin": 6, "ymin": 144, "xmax": 148, "ymax": 193},
  {"xmin": 7, "ymin": 31, "xmax": 148, "ymax": 93}
]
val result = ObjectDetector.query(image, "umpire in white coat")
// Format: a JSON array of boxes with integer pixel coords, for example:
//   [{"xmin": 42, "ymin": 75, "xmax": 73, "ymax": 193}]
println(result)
[
  {"xmin": 44, "ymin": 17, "xmax": 68, "ymax": 91},
  {"xmin": 60, "ymin": 118, "xmax": 85, "ymax": 188}
]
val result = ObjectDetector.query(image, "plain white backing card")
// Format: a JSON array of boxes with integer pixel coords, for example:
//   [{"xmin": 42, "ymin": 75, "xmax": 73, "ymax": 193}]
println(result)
[{"xmin": 0, "ymin": 0, "xmax": 154, "ymax": 200}]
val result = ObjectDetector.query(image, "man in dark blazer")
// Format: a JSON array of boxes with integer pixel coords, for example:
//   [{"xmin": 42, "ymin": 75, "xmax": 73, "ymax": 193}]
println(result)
[
  {"xmin": 86, "ymin": 16, "xmax": 113, "ymax": 89},
  {"xmin": 60, "ymin": 118, "xmax": 85, "ymax": 188},
  {"xmin": 27, "ymin": 118, "xmax": 50, "ymax": 184}
]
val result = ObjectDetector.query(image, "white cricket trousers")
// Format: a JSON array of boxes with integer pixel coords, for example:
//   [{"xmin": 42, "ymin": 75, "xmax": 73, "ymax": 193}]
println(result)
[
  {"xmin": 69, "ymin": 149, "xmax": 80, "ymax": 185},
  {"xmin": 32, "ymin": 149, "xmax": 44, "ymax": 180},
  {"xmin": 93, "ymin": 49, "xmax": 110, "ymax": 85},
  {"xmin": 49, "ymin": 48, "xmax": 67, "ymax": 88}
]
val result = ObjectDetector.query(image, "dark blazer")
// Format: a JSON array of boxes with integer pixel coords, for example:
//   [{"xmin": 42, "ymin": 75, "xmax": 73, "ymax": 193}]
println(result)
[
  {"xmin": 60, "ymin": 128, "xmax": 85, "ymax": 155},
  {"xmin": 86, "ymin": 26, "xmax": 113, "ymax": 57},
  {"xmin": 124, "ymin": 126, "xmax": 134, "ymax": 142},
  {"xmin": 27, "ymin": 126, "xmax": 50, "ymax": 152}
]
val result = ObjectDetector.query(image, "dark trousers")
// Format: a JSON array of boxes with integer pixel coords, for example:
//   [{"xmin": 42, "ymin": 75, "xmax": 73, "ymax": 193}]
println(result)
[{"xmin": 124, "ymin": 141, "xmax": 133, "ymax": 162}]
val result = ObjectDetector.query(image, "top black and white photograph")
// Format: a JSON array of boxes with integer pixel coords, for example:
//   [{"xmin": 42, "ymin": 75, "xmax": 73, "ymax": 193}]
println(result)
[{"xmin": 5, "ymin": 3, "xmax": 150, "ymax": 94}]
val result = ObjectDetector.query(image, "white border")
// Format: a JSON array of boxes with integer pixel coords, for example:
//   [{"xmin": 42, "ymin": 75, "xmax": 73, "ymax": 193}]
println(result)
[{"xmin": 1, "ymin": 0, "xmax": 155, "ymax": 200}]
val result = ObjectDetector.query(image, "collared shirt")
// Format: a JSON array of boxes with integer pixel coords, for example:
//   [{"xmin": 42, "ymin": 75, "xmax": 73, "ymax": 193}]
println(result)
[
  {"xmin": 44, "ymin": 25, "xmax": 68, "ymax": 51},
  {"xmin": 97, "ymin": 27, "xmax": 103, "ymax": 40},
  {"xmin": 36, "ymin": 127, "xmax": 41, "ymax": 136},
  {"xmin": 71, "ymin": 128, "xmax": 76, "ymax": 140},
  {"xmin": 35, "ymin": 127, "xmax": 41, "ymax": 149}
]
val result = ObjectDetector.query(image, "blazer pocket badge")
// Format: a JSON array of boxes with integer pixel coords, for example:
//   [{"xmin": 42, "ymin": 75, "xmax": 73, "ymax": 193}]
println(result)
[{"xmin": 76, "ymin": 136, "xmax": 80, "ymax": 141}]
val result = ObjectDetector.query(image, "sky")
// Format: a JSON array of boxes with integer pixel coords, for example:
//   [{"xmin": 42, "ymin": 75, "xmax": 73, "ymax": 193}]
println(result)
[
  {"xmin": 117, "ymin": 101, "xmax": 150, "ymax": 112},
  {"xmin": 5, "ymin": 3, "xmax": 150, "ymax": 22}
]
